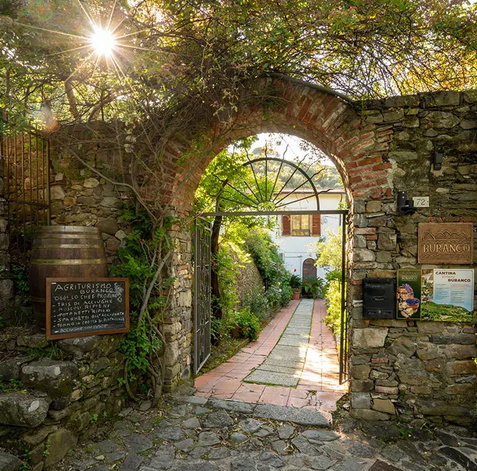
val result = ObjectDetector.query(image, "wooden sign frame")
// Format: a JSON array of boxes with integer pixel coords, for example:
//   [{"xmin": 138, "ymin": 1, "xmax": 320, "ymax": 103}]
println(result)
[
  {"xmin": 418, "ymin": 222, "xmax": 474, "ymax": 264},
  {"xmin": 46, "ymin": 278, "xmax": 130, "ymax": 340}
]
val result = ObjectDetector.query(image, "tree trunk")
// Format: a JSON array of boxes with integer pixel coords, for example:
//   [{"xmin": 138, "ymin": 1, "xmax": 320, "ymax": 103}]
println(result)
[{"xmin": 211, "ymin": 214, "xmax": 222, "ymax": 319}]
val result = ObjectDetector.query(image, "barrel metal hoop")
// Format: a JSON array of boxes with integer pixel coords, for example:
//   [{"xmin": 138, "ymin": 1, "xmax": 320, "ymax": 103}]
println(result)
[
  {"xmin": 32, "ymin": 243, "xmax": 104, "ymax": 249},
  {"xmin": 31, "ymin": 296, "xmax": 46, "ymax": 302},
  {"xmin": 34, "ymin": 234, "xmax": 104, "ymax": 240},
  {"xmin": 30, "ymin": 259, "xmax": 107, "ymax": 265},
  {"xmin": 37, "ymin": 226, "xmax": 101, "ymax": 233}
]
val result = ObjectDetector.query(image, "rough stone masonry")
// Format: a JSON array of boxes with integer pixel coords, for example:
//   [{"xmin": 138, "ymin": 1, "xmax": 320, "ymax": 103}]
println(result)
[{"xmin": 2, "ymin": 78, "xmax": 476, "ymax": 428}]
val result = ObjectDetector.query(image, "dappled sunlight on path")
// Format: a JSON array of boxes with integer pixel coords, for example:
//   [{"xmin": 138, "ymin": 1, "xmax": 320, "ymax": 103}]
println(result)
[{"xmin": 195, "ymin": 299, "xmax": 346, "ymax": 412}]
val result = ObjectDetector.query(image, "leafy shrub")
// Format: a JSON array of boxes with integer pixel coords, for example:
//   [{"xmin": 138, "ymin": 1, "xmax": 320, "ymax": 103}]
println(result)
[
  {"xmin": 324, "ymin": 279, "xmax": 342, "ymax": 334},
  {"xmin": 234, "ymin": 309, "xmax": 260, "ymax": 341},
  {"xmin": 244, "ymin": 287, "xmax": 270, "ymax": 321},
  {"xmin": 245, "ymin": 229, "xmax": 292, "ymax": 309},
  {"xmin": 289, "ymin": 274, "xmax": 302, "ymax": 290},
  {"xmin": 11, "ymin": 264, "xmax": 29, "ymax": 293},
  {"xmin": 211, "ymin": 317, "xmax": 222, "ymax": 345},
  {"xmin": 215, "ymin": 245, "xmax": 239, "ymax": 321},
  {"xmin": 303, "ymin": 277, "xmax": 325, "ymax": 299}
]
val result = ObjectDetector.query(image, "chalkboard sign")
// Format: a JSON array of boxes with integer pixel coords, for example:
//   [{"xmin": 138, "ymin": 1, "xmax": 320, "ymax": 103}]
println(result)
[{"xmin": 46, "ymin": 278, "xmax": 130, "ymax": 340}]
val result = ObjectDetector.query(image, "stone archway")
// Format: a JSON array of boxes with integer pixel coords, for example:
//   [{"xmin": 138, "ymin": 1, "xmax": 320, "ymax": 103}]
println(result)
[{"xmin": 156, "ymin": 75, "xmax": 393, "ymax": 392}]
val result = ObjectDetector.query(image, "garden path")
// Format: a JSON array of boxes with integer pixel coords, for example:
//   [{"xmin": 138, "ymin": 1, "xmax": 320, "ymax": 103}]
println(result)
[{"xmin": 194, "ymin": 299, "xmax": 346, "ymax": 412}]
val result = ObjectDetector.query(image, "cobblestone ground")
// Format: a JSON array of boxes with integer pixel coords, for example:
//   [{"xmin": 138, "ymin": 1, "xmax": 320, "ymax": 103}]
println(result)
[{"xmin": 54, "ymin": 392, "xmax": 477, "ymax": 471}]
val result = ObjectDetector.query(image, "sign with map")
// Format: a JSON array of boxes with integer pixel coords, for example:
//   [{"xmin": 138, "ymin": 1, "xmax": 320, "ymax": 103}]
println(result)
[
  {"xmin": 421, "ymin": 269, "xmax": 474, "ymax": 322},
  {"xmin": 418, "ymin": 223, "xmax": 473, "ymax": 264}
]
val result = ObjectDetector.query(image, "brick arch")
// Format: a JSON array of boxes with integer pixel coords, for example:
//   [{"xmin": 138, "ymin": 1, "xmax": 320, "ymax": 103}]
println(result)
[{"xmin": 159, "ymin": 76, "xmax": 393, "ymax": 213}]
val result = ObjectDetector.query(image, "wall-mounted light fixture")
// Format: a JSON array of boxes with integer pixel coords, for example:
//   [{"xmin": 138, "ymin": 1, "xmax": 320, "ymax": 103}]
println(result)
[
  {"xmin": 433, "ymin": 150, "xmax": 444, "ymax": 170},
  {"xmin": 398, "ymin": 191, "xmax": 417, "ymax": 215}
]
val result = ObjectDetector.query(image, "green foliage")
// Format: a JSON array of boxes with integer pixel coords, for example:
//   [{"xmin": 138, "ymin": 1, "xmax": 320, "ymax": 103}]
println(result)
[
  {"xmin": 214, "ymin": 245, "xmax": 239, "ymax": 320},
  {"xmin": 244, "ymin": 287, "xmax": 270, "ymax": 321},
  {"xmin": 210, "ymin": 317, "xmax": 222, "ymax": 345},
  {"xmin": 313, "ymin": 232, "xmax": 344, "ymax": 333},
  {"xmin": 0, "ymin": 376, "xmax": 23, "ymax": 393},
  {"xmin": 324, "ymin": 279, "xmax": 342, "ymax": 334},
  {"xmin": 303, "ymin": 277, "xmax": 325, "ymax": 299},
  {"xmin": 11, "ymin": 264, "xmax": 29, "ymax": 293},
  {"xmin": 312, "ymin": 228, "xmax": 342, "ymax": 271},
  {"xmin": 90, "ymin": 413, "xmax": 99, "ymax": 424},
  {"xmin": 289, "ymin": 274, "xmax": 302, "ymax": 290},
  {"xmin": 111, "ymin": 204, "xmax": 175, "ymax": 400},
  {"xmin": 245, "ymin": 229, "xmax": 293, "ymax": 308},
  {"xmin": 27, "ymin": 341, "xmax": 65, "ymax": 360},
  {"xmin": 3, "ymin": 0, "xmax": 477, "ymax": 140},
  {"xmin": 233, "ymin": 309, "xmax": 260, "ymax": 341},
  {"xmin": 120, "ymin": 319, "xmax": 162, "ymax": 376}
]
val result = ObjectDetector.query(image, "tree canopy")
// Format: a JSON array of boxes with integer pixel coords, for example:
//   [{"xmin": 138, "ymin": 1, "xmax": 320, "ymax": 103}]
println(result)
[{"xmin": 1, "ymin": 0, "xmax": 477, "ymax": 133}]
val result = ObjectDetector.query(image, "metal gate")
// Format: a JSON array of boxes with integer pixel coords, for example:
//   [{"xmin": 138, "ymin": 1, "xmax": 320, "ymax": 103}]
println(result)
[
  {"xmin": 193, "ymin": 222, "xmax": 212, "ymax": 374},
  {"xmin": 0, "ymin": 131, "xmax": 51, "ymax": 262},
  {"xmin": 193, "ymin": 156, "xmax": 350, "ymax": 382},
  {"xmin": 339, "ymin": 213, "xmax": 349, "ymax": 384}
]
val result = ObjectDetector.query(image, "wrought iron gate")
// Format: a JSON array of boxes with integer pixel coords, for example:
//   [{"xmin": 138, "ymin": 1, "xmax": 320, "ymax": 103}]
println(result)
[
  {"xmin": 339, "ymin": 212, "xmax": 349, "ymax": 384},
  {"xmin": 193, "ymin": 156, "xmax": 350, "ymax": 382},
  {"xmin": 193, "ymin": 222, "xmax": 212, "ymax": 374}
]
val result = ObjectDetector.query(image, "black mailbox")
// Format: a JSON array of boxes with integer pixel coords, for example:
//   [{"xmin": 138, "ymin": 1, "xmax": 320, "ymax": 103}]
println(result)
[{"xmin": 363, "ymin": 278, "xmax": 396, "ymax": 319}]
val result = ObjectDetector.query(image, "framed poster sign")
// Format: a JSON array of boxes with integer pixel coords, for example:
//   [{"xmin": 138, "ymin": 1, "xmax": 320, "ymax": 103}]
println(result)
[
  {"xmin": 46, "ymin": 278, "xmax": 130, "ymax": 340},
  {"xmin": 396, "ymin": 269, "xmax": 422, "ymax": 319},
  {"xmin": 421, "ymin": 269, "xmax": 474, "ymax": 322}
]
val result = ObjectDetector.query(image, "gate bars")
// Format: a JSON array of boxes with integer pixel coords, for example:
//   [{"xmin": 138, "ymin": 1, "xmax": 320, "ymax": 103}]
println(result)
[
  {"xmin": 0, "ymin": 132, "xmax": 51, "ymax": 260},
  {"xmin": 193, "ymin": 222, "xmax": 212, "ymax": 374}
]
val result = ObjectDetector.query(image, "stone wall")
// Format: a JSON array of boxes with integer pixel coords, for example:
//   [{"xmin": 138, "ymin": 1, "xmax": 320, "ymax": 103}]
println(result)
[
  {"xmin": 49, "ymin": 128, "xmax": 132, "ymax": 262},
  {"xmin": 162, "ymin": 223, "xmax": 193, "ymax": 390},
  {"xmin": 348, "ymin": 90, "xmax": 477, "ymax": 425},
  {"xmin": 0, "ymin": 334, "xmax": 126, "ymax": 470}
]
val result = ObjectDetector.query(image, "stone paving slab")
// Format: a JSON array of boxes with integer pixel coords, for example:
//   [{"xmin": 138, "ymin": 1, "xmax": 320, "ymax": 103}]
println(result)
[
  {"xmin": 254, "ymin": 403, "xmax": 332, "ymax": 427},
  {"xmin": 244, "ymin": 299, "xmax": 313, "ymax": 387},
  {"xmin": 262, "ymin": 357, "xmax": 304, "ymax": 369},
  {"xmin": 255, "ymin": 363, "xmax": 303, "ymax": 375},
  {"xmin": 244, "ymin": 370, "xmax": 300, "ymax": 387},
  {"xmin": 277, "ymin": 336, "xmax": 309, "ymax": 347}
]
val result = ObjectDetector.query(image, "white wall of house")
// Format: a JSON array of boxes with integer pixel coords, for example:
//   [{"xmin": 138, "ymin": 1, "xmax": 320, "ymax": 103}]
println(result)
[{"xmin": 271, "ymin": 189, "xmax": 345, "ymax": 281}]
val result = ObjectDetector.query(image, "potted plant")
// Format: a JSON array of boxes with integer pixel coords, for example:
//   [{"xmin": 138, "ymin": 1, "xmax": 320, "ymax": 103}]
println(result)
[
  {"xmin": 290, "ymin": 274, "xmax": 302, "ymax": 300},
  {"xmin": 303, "ymin": 277, "xmax": 325, "ymax": 299}
]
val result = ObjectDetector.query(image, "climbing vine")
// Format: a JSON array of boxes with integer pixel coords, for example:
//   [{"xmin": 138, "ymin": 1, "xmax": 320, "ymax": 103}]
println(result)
[{"xmin": 111, "ymin": 204, "xmax": 176, "ymax": 405}]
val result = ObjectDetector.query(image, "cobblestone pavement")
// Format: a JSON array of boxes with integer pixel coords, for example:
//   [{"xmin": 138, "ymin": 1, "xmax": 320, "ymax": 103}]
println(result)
[{"xmin": 55, "ymin": 393, "xmax": 477, "ymax": 471}]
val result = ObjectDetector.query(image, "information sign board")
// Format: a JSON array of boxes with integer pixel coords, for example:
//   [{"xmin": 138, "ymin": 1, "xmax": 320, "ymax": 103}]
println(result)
[{"xmin": 46, "ymin": 278, "xmax": 129, "ymax": 340}]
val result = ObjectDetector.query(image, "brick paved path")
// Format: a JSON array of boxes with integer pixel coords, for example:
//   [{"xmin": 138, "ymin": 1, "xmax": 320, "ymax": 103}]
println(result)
[{"xmin": 195, "ymin": 300, "xmax": 345, "ymax": 412}]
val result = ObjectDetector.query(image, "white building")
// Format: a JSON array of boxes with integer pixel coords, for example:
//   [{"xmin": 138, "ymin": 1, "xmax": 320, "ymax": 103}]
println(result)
[{"xmin": 272, "ymin": 188, "xmax": 345, "ymax": 281}]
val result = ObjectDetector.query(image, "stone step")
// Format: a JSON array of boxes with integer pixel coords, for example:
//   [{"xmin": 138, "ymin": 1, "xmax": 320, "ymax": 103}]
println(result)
[
  {"xmin": 178, "ymin": 396, "xmax": 332, "ymax": 428},
  {"xmin": 439, "ymin": 446, "xmax": 477, "ymax": 471}
]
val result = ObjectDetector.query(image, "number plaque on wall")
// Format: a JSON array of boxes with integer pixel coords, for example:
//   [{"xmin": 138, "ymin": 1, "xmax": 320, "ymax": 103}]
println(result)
[
  {"xmin": 418, "ymin": 223, "xmax": 474, "ymax": 264},
  {"xmin": 46, "ymin": 278, "xmax": 130, "ymax": 340}
]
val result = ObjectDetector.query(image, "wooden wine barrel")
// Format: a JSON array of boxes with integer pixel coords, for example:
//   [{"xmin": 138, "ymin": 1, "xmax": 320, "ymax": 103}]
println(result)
[{"xmin": 29, "ymin": 226, "xmax": 108, "ymax": 329}]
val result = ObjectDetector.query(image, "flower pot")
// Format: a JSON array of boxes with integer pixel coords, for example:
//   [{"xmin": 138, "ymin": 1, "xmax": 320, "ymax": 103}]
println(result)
[{"xmin": 292, "ymin": 289, "xmax": 301, "ymax": 300}]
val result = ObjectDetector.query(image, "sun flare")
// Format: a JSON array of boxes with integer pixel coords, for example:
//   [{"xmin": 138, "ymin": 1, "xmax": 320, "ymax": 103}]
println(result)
[{"xmin": 90, "ymin": 27, "xmax": 117, "ymax": 57}]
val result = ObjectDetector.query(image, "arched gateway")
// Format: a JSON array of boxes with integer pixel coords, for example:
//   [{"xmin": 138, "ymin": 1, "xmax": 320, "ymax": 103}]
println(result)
[{"xmin": 154, "ymin": 77, "xmax": 477, "ymax": 425}]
